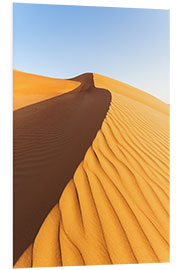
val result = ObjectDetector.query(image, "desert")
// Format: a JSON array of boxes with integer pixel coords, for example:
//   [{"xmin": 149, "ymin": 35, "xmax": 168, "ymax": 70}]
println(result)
[{"xmin": 13, "ymin": 71, "xmax": 169, "ymax": 268}]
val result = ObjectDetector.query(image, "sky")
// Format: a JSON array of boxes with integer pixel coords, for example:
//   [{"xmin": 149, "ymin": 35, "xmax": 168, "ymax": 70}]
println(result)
[{"xmin": 13, "ymin": 3, "xmax": 170, "ymax": 103}]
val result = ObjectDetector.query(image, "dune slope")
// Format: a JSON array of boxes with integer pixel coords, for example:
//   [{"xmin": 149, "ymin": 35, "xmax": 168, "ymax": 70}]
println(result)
[
  {"xmin": 14, "ymin": 74, "xmax": 169, "ymax": 268},
  {"xmin": 94, "ymin": 73, "xmax": 169, "ymax": 115},
  {"xmin": 13, "ymin": 73, "xmax": 111, "ymax": 264},
  {"xmin": 13, "ymin": 70, "xmax": 81, "ymax": 110}
]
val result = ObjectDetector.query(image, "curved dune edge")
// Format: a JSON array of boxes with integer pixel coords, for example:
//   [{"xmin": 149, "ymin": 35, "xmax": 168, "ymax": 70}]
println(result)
[
  {"xmin": 13, "ymin": 70, "xmax": 81, "ymax": 111},
  {"xmin": 13, "ymin": 73, "xmax": 111, "ymax": 264},
  {"xmin": 14, "ymin": 86, "xmax": 169, "ymax": 268}
]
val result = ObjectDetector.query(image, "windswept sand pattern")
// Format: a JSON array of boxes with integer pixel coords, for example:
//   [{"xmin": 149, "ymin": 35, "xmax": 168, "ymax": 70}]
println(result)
[{"xmin": 14, "ymin": 81, "xmax": 169, "ymax": 268}]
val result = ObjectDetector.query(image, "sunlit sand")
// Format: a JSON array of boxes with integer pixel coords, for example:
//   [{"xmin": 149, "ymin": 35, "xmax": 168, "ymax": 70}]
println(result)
[{"xmin": 13, "ymin": 70, "xmax": 80, "ymax": 110}]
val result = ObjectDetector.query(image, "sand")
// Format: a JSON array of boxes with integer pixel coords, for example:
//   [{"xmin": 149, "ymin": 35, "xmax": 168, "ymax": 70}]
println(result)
[
  {"xmin": 13, "ymin": 71, "xmax": 169, "ymax": 267},
  {"xmin": 93, "ymin": 73, "xmax": 169, "ymax": 115},
  {"xmin": 13, "ymin": 70, "xmax": 81, "ymax": 110},
  {"xmin": 13, "ymin": 73, "xmax": 111, "ymax": 264}
]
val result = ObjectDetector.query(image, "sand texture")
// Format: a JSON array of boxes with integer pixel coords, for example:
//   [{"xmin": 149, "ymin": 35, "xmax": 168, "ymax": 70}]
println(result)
[
  {"xmin": 13, "ymin": 72, "xmax": 169, "ymax": 268},
  {"xmin": 13, "ymin": 73, "xmax": 111, "ymax": 264}
]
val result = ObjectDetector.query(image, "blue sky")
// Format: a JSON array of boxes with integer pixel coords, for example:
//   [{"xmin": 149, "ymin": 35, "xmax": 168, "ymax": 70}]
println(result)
[{"xmin": 13, "ymin": 3, "xmax": 169, "ymax": 103}]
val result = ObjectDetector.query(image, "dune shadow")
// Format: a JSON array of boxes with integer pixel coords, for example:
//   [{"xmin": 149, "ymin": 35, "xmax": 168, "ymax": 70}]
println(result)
[{"xmin": 13, "ymin": 73, "xmax": 111, "ymax": 264}]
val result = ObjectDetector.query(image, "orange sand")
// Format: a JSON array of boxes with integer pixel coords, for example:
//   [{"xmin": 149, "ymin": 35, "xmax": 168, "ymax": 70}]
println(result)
[
  {"xmin": 94, "ymin": 73, "xmax": 169, "ymax": 115},
  {"xmin": 14, "ymin": 72, "xmax": 169, "ymax": 268},
  {"xmin": 13, "ymin": 73, "xmax": 111, "ymax": 264},
  {"xmin": 13, "ymin": 70, "xmax": 80, "ymax": 110}
]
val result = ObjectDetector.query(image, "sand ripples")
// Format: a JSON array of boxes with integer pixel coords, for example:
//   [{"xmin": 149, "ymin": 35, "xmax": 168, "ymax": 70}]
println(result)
[{"xmin": 14, "ymin": 82, "xmax": 169, "ymax": 267}]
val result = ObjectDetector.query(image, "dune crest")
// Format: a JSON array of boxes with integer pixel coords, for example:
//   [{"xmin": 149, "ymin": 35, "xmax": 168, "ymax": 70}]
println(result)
[
  {"xmin": 14, "ymin": 74, "xmax": 169, "ymax": 267},
  {"xmin": 13, "ymin": 73, "xmax": 111, "ymax": 264}
]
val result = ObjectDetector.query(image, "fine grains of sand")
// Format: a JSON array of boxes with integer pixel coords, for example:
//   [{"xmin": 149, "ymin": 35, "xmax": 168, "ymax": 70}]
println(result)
[{"xmin": 14, "ymin": 73, "xmax": 169, "ymax": 268}]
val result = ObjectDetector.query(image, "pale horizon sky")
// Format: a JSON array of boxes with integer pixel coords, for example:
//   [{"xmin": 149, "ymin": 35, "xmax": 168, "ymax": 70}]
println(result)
[{"xmin": 13, "ymin": 3, "xmax": 170, "ymax": 103}]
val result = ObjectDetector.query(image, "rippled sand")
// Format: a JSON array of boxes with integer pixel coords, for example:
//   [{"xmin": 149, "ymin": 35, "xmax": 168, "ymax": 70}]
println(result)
[{"xmin": 14, "ymin": 72, "xmax": 169, "ymax": 268}]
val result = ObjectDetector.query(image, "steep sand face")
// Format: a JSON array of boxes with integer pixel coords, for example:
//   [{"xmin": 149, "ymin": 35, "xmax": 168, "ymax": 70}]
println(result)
[
  {"xmin": 13, "ymin": 70, "xmax": 81, "ymax": 110},
  {"xmin": 14, "ymin": 74, "xmax": 169, "ymax": 268},
  {"xmin": 13, "ymin": 73, "xmax": 111, "ymax": 264}
]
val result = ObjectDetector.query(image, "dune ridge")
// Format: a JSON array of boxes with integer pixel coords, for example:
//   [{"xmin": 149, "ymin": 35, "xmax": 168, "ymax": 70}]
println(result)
[
  {"xmin": 13, "ymin": 73, "xmax": 111, "ymax": 264},
  {"xmin": 14, "ymin": 74, "xmax": 169, "ymax": 268}
]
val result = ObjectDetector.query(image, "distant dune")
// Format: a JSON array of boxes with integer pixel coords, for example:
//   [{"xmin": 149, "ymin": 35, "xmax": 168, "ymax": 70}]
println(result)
[
  {"xmin": 13, "ymin": 70, "xmax": 80, "ymax": 110},
  {"xmin": 13, "ymin": 71, "xmax": 169, "ymax": 268}
]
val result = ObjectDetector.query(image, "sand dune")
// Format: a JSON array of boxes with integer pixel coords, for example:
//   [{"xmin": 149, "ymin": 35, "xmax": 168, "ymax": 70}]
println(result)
[
  {"xmin": 13, "ymin": 73, "xmax": 111, "ymax": 264},
  {"xmin": 13, "ymin": 70, "xmax": 81, "ymax": 110},
  {"xmin": 94, "ymin": 73, "xmax": 169, "ymax": 115},
  {"xmin": 13, "ymin": 72, "xmax": 169, "ymax": 267}
]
